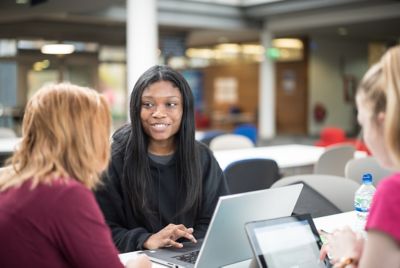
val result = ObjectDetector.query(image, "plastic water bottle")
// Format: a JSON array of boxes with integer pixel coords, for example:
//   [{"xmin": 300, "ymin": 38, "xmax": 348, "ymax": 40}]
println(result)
[{"xmin": 354, "ymin": 173, "xmax": 376, "ymax": 229}]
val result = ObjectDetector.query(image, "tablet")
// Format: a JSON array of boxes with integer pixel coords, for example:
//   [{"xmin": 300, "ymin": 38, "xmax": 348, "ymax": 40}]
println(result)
[{"xmin": 245, "ymin": 214, "xmax": 331, "ymax": 268}]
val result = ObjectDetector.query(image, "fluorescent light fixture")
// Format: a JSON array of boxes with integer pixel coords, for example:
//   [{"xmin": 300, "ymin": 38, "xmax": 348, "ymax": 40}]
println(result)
[
  {"xmin": 186, "ymin": 48, "xmax": 215, "ymax": 59},
  {"xmin": 16, "ymin": 0, "xmax": 29, "ymax": 4},
  {"xmin": 241, "ymin": 44, "xmax": 265, "ymax": 55},
  {"xmin": 215, "ymin": 43, "xmax": 241, "ymax": 54},
  {"xmin": 41, "ymin": 44, "xmax": 75, "ymax": 55},
  {"xmin": 272, "ymin": 38, "xmax": 303, "ymax": 49}
]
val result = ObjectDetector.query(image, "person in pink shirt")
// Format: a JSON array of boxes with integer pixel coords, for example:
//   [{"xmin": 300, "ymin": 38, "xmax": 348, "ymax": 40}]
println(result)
[
  {"xmin": 320, "ymin": 46, "xmax": 400, "ymax": 267},
  {"xmin": 0, "ymin": 83, "xmax": 150, "ymax": 268}
]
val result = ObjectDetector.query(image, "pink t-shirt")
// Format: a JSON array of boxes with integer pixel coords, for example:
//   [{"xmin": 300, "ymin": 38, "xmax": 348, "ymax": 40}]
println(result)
[
  {"xmin": 366, "ymin": 172, "xmax": 400, "ymax": 244},
  {"xmin": 0, "ymin": 178, "xmax": 123, "ymax": 268}
]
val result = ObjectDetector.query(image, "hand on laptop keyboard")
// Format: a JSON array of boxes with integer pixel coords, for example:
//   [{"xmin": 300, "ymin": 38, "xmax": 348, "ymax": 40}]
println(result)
[
  {"xmin": 173, "ymin": 250, "xmax": 200, "ymax": 264},
  {"xmin": 144, "ymin": 223, "xmax": 197, "ymax": 249}
]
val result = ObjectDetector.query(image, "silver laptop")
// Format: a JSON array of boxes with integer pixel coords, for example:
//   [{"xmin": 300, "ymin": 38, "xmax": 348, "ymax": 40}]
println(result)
[{"xmin": 144, "ymin": 184, "xmax": 303, "ymax": 268}]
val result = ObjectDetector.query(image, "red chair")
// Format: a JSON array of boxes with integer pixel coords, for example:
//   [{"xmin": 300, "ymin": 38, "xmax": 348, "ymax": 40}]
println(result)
[
  {"xmin": 195, "ymin": 111, "xmax": 210, "ymax": 129},
  {"xmin": 349, "ymin": 138, "xmax": 371, "ymax": 155},
  {"xmin": 315, "ymin": 127, "xmax": 346, "ymax": 147},
  {"xmin": 315, "ymin": 127, "xmax": 371, "ymax": 155}
]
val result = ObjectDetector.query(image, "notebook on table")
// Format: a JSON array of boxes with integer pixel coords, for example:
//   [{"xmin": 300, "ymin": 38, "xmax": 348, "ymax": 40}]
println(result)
[
  {"xmin": 144, "ymin": 184, "xmax": 303, "ymax": 268},
  {"xmin": 245, "ymin": 214, "xmax": 332, "ymax": 268}
]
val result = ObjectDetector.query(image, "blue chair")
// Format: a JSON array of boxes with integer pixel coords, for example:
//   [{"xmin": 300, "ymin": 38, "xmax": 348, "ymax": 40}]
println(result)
[{"xmin": 233, "ymin": 124, "xmax": 257, "ymax": 145}]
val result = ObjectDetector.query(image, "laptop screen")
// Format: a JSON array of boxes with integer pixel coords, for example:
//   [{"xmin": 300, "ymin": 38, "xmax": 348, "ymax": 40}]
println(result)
[{"xmin": 245, "ymin": 214, "xmax": 330, "ymax": 268}]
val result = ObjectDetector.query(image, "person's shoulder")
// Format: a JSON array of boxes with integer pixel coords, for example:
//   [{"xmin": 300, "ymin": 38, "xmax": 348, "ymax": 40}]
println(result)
[
  {"xmin": 195, "ymin": 140, "xmax": 213, "ymax": 158},
  {"xmin": 44, "ymin": 179, "xmax": 91, "ymax": 199},
  {"xmin": 112, "ymin": 124, "xmax": 131, "ymax": 146},
  {"xmin": 195, "ymin": 140, "xmax": 222, "ymax": 169},
  {"xmin": 376, "ymin": 173, "xmax": 400, "ymax": 194},
  {"xmin": 30, "ymin": 179, "xmax": 93, "ymax": 217},
  {"xmin": 110, "ymin": 124, "xmax": 131, "ymax": 158}
]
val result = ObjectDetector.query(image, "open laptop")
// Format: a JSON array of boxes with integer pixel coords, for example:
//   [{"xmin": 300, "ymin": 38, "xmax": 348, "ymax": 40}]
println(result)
[
  {"xmin": 245, "ymin": 214, "xmax": 332, "ymax": 268},
  {"xmin": 144, "ymin": 184, "xmax": 303, "ymax": 268}
]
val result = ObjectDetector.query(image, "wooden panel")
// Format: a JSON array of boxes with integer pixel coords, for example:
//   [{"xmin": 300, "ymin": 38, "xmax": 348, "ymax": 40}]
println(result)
[
  {"xmin": 275, "ymin": 61, "xmax": 308, "ymax": 134},
  {"xmin": 202, "ymin": 62, "xmax": 259, "ymax": 130}
]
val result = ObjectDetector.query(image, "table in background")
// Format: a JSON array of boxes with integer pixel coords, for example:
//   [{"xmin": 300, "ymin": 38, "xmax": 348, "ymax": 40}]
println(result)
[
  {"xmin": 0, "ymin": 137, "xmax": 21, "ymax": 166},
  {"xmin": 213, "ymin": 144, "xmax": 366, "ymax": 176},
  {"xmin": 0, "ymin": 137, "xmax": 20, "ymax": 154}
]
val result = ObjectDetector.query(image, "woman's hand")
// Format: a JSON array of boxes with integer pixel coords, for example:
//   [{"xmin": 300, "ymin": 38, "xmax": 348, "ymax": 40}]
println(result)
[
  {"xmin": 320, "ymin": 227, "xmax": 364, "ymax": 266},
  {"xmin": 144, "ymin": 224, "xmax": 197, "ymax": 249}
]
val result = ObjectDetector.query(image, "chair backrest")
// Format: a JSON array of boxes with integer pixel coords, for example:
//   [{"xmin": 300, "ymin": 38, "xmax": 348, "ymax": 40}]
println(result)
[
  {"xmin": 224, "ymin": 158, "xmax": 281, "ymax": 194},
  {"xmin": 209, "ymin": 134, "xmax": 254, "ymax": 151},
  {"xmin": 345, "ymin": 156, "xmax": 392, "ymax": 186},
  {"xmin": 314, "ymin": 127, "xmax": 346, "ymax": 147},
  {"xmin": 314, "ymin": 144, "xmax": 355, "ymax": 176},
  {"xmin": 271, "ymin": 174, "xmax": 360, "ymax": 215},
  {"xmin": 0, "ymin": 153, "xmax": 12, "ymax": 168},
  {"xmin": 233, "ymin": 124, "xmax": 257, "ymax": 144},
  {"xmin": 199, "ymin": 130, "xmax": 225, "ymax": 146}
]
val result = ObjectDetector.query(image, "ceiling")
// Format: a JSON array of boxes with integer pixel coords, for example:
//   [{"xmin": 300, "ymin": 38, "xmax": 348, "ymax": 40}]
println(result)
[
  {"xmin": 0, "ymin": 0, "xmax": 398, "ymax": 47},
  {"xmin": 181, "ymin": 0, "xmax": 285, "ymax": 6}
]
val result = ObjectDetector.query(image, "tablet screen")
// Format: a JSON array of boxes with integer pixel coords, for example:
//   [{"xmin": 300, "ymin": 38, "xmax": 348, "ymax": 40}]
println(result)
[{"xmin": 245, "ymin": 214, "xmax": 330, "ymax": 268}]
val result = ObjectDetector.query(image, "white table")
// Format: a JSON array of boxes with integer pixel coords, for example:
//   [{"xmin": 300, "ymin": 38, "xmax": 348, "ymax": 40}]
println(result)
[
  {"xmin": 213, "ymin": 144, "xmax": 367, "ymax": 175},
  {"xmin": 0, "ymin": 137, "xmax": 21, "ymax": 154},
  {"xmin": 119, "ymin": 211, "xmax": 358, "ymax": 267},
  {"xmin": 314, "ymin": 210, "xmax": 358, "ymax": 233},
  {"xmin": 213, "ymin": 144, "xmax": 325, "ymax": 170}
]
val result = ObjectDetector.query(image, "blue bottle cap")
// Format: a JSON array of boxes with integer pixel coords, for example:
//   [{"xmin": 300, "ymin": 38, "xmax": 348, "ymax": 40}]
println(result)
[{"xmin": 362, "ymin": 173, "xmax": 373, "ymax": 184}]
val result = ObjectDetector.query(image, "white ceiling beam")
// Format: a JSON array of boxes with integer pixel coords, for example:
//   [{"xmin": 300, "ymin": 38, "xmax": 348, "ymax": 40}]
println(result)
[
  {"xmin": 264, "ymin": 2, "xmax": 400, "ymax": 33},
  {"xmin": 244, "ymin": 0, "xmax": 368, "ymax": 17}
]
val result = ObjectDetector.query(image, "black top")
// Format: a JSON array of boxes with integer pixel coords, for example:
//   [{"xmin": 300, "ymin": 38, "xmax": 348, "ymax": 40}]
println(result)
[{"xmin": 95, "ymin": 132, "xmax": 229, "ymax": 252}]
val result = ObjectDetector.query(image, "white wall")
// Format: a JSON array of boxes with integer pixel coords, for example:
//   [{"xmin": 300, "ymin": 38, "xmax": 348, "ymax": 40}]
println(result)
[{"xmin": 308, "ymin": 37, "xmax": 368, "ymax": 136}]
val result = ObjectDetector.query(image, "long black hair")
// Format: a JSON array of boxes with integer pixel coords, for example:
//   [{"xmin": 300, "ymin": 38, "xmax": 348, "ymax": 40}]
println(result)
[{"xmin": 117, "ymin": 65, "xmax": 202, "ymax": 221}]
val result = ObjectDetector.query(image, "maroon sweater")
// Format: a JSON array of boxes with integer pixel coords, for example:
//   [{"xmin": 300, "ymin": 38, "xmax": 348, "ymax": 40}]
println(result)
[{"xmin": 0, "ymin": 178, "xmax": 123, "ymax": 268}]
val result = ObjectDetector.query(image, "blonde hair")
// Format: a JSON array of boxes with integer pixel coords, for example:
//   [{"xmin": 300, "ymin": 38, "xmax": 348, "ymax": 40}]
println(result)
[
  {"xmin": 356, "ymin": 62, "xmax": 386, "ymax": 119},
  {"xmin": 0, "ymin": 83, "xmax": 111, "ymax": 191},
  {"xmin": 383, "ymin": 46, "xmax": 400, "ymax": 168}
]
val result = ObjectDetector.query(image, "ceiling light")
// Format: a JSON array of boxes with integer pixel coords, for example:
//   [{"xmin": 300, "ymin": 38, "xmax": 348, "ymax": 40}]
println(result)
[
  {"xmin": 272, "ymin": 38, "xmax": 303, "ymax": 49},
  {"xmin": 241, "ymin": 44, "xmax": 265, "ymax": 55},
  {"xmin": 186, "ymin": 48, "xmax": 215, "ymax": 59},
  {"xmin": 215, "ymin": 43, "xmax": 241, "ymax": 54},
  {"xmin": 41, "ymin": 44, "xmax": 75, "ymax": 55},
  {"xmin": 16, "ymin": 0, "xmax": 29, "ymax": 4}
]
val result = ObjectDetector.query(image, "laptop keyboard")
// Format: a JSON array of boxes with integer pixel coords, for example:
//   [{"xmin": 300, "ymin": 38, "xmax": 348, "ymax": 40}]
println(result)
[{"xmin": 173, "ymin": 250, "xmax": 200, "ymax": 264}]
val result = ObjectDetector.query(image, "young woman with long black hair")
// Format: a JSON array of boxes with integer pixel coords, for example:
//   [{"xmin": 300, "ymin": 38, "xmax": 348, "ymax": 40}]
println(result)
[{"xmin": 96, "ymin": 65, "xmax": 229, "ymax": 252}]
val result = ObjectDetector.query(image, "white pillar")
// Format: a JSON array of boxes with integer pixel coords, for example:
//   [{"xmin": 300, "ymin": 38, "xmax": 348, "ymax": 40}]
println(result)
[
  {"xmin": 259, "ymin": 24, "xmax": 276, "ymax": 139},
  {"xmin": 126, "ymin": 0, "xmax": 158, "ymax": 99}
]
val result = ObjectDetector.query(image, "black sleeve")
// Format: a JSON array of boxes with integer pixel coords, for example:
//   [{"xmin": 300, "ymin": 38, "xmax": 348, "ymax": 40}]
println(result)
[
  {"xmin": 193, "ymin": 146, "xmax": 229, "ymax": 238},
  {"xmin": 95, "ymin": 160, "xmax": 152, "ymax": 252}
]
